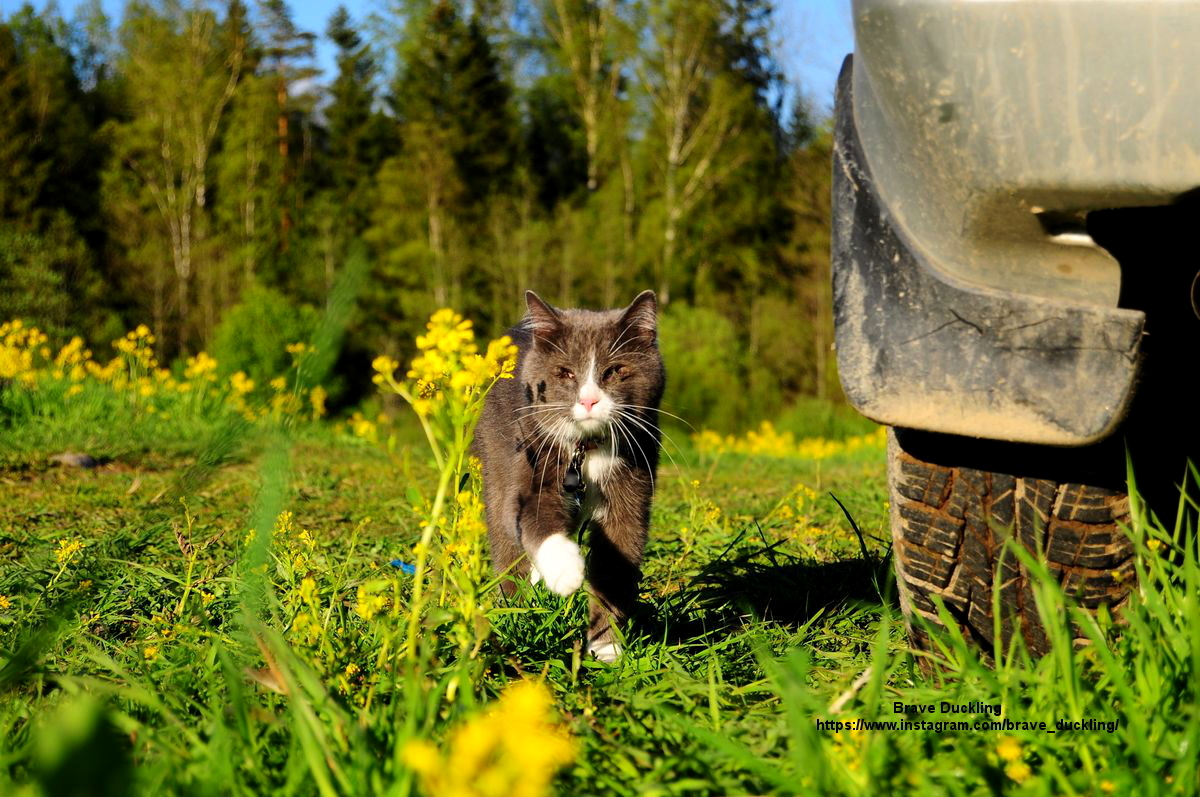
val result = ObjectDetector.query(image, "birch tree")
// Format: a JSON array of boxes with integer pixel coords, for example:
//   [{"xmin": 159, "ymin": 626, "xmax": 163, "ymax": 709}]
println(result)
[
  {"xmin": 104, "ymin": 0, "xmax": 245, "ymax": 350},
  {"xmin": 640, "ymin": 0, "xmax": 755, "ymax": 305}
]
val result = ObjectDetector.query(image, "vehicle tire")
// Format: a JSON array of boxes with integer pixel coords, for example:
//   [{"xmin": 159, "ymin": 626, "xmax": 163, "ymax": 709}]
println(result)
[{"xmin": 887, "ymin": 427, "xmax": 1134, "ymax": 657}]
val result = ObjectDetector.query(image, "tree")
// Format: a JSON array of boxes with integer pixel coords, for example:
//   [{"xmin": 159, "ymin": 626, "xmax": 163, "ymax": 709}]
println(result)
[
  {"xmin": 0, "ymin": 25, "xmax": 43, "ymax": 224},
  {"xmin": 103, "ymin": 0, "xmax": 246, "ymax": 350},
  {"xmin": 639, "ymin": 0, "xmax": 759, "ymax": 305},
  {"xmin": 0, "ymin": 9, "xmax": 118, "ymax": 343},
  {"xmin": 257, "ymin": 0, "xmax": 318, "ymax": 249},
  {"xmin": 211, "ymin": 0, "xmax": 280, "ymax": 313},
  {"xmin": 537, "ymin": 0, "xmax": 629, "ymax": 193},
  {"xmin": 377, "ymin": 0, "xmax": 518, "ymax": 307}
]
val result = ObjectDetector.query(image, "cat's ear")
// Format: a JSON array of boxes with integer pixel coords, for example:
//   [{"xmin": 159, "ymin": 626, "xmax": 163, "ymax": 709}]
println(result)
[
  {"xmin": 617, "ymin": 290, "xmax": 658, "ymax": 344},
  {"xmin": 525, "ymin": 290, "xmax": 563, "ymax": 344}
]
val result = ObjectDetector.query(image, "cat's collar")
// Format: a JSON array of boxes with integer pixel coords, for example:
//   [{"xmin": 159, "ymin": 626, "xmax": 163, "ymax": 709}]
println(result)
[{"xmin": 563, "ymin": 440, "xmax": 598, "ymax": 495}]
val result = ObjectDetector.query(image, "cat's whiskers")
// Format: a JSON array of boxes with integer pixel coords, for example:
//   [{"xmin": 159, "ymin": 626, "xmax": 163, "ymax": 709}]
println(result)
[
  {"xmin": 619, "ymin": 403, "xmax": 694, "ymax": 431},
  {"xmin": 515, "ymin": 403, "xmax": 571, "ymax": 418},
  {"xmin": 609, "ymin": 414, "xmax": 655, "ymax": 494},
  {"xmin": 611, "ymin": 406, "xmax": 684, "ymax": 465},
  {"xmin": 532, "ymin": 416, "xmax": 572, "ymax": 524},
  {"xmin": 611, "ymin": 406, "xmax": 680, "ymax": 477},
  {"xmin": 607, "ymin": 324, "xmax": 635, "ymax": 356}
]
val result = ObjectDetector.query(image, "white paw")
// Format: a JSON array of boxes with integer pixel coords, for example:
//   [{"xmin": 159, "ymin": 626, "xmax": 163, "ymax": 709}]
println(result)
[
  {"xmin": 588, "ymin": 641, "xmax": 622, "ymax": 663},
  {"xmin": 532, "ymin": 535, "xmax": 585, "ymax": 596},
  {"xmin": 529, "ymin": 564, "xmax": 542, "ymax": 585}
]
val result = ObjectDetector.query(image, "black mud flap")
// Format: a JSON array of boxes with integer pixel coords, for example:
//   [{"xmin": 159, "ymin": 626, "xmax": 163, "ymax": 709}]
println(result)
[{"xmin": 832, "ymin": 56, "xmax": 1145, "ymax": 446}]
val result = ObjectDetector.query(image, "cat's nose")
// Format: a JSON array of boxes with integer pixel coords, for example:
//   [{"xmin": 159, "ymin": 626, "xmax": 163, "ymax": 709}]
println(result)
[{"xmin": 579, "ymin": 396, "xmax": 599, "ymax": 412}]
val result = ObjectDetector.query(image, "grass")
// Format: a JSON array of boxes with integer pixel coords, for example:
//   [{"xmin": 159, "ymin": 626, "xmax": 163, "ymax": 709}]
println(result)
[{"xmin": 3, "ymin": 315, "xmax": 1200, "ymax": 796}]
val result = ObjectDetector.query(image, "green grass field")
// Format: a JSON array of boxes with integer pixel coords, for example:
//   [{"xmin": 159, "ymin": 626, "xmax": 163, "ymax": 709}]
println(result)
[{"xmin": 3, "ymin": 318, "xmax": 1200, "ymax": 796}]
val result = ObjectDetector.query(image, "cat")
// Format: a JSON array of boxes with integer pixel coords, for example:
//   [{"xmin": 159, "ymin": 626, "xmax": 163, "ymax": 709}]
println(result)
[{"xmin": 472, "ymin": 290, "xmax": 665, "ymax": 662}]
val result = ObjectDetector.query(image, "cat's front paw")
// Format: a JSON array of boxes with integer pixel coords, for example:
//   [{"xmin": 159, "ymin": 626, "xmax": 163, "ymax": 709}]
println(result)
[
  {"xmin": 588, "ymin": 640, "xmax": 622, "ymax": 663},
  {"xmin": 532, "ymin": 535, "xmax": 585, "ymax": 596}
]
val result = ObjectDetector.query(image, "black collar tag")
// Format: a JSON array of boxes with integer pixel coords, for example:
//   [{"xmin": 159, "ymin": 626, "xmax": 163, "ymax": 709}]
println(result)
[{"xmin": 564, "ymin": 443, "xmax": 586, "ymax": 494}]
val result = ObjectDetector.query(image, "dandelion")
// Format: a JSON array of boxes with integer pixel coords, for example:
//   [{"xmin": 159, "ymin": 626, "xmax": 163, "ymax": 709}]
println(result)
[
  {"xmin": 996, "ymin": 736, "xmax": 1022, "ymax": 762},
  {"xmin": 54, "ymin": 538, "xmax": 84, "ymax": 567},
  {"xmin": 0, "ymin": 595, "xmax": 10, "ymax": 609},
  {"xmin": 402, "ymin": 680, "xmax": 575, "ymax": 797},
  {"xmin": 143, "ymin": 644, "xmax": 160, "ymax": 661},
  {"xmin": 1100, "ymin": 781, "xmax": 1116, "ymax": 793},
  {"xmin": 1004, "ymin": 761, "xmax": 1031, "ymax": 784}
]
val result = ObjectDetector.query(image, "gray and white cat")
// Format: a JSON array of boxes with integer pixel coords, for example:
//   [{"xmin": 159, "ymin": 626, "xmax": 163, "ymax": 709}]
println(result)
[{"xmin": 472, "ymin": 290, "xmax": 665, "ymax": 662}]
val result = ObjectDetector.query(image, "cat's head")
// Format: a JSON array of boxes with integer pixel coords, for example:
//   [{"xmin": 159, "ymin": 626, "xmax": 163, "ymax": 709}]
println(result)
[{"xmin": 519, "ymin": 290, "xmax": 665, "ymax": 445}]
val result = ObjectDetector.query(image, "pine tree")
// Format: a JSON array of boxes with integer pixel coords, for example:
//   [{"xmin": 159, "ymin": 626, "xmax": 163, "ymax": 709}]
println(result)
[
  {"xmin": 0, "ymin": 25, "xmax": 43, "ymax": 223},
  {"xmin": 257, "ymin": 0, "xmax": 318, "ymax": 250},
  {"xmin": 376, "ymin": 0, "xmax": 518, "ymax": 309}
]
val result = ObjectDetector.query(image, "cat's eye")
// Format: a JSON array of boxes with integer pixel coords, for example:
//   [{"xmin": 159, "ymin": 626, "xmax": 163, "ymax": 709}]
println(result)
[
  {"xmin": 557, "ymin": 367, "xmax": 575, "ymax": 380},
  {"xmin": 603, "ymin": 365, "xmax": 625, "ymax": 381}
]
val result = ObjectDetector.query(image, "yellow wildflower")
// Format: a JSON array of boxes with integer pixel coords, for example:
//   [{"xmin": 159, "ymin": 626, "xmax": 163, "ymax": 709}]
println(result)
[
  {"xmin": 996, "ymin": 736, "xmax": 1022, "ymax": 762},
  {"xmin": 354, "ymin": 585, "xmax": 388, "ymax": 621},
  {"xmin": 0, "ymin": 595, "xmax": 10, "ymax": 609},
  {"xmin": 184, "ymin": 351, "xmax": 218, "ymax": 380},
  {"xmin": 54, "ymin": 538, "xmax": 84, "ymax": 566},
  {"xmin": 403, "ymin": 680, "xmax": 575, "ymax": 797},
  {"xmin": 143, "ymin": 644, "xmax": 160, "ymax": 661},
  {"xmin": 348, "ymin": 411, "xmax": 378, "ymax": 442},
  {"xmin": 1004, "ymin": 761, "xmax": 1031, "ymax": 783},
  {"xmin": 230, "ymin": 371, "xmax": 255, "ymax": 395},
  {"xmin": 309, "ymin": 385, "xmax": 327, "ymax": 419}
]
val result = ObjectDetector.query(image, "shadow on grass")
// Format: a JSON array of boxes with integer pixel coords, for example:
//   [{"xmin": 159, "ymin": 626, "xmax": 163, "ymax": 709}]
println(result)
[{"xmin": 638, "ymin": 527, "xmax": 898, "ymax": 645}]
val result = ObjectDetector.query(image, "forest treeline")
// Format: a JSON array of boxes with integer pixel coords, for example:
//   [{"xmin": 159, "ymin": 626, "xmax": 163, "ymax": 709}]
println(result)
[{"xmin": 0, "ymin": 0, "xmax": 837, "ymax": 430}]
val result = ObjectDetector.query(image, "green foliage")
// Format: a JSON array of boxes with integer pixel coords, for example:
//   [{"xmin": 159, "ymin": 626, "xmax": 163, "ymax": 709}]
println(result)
[
  {"xmin": 658, "ymin": 304, "xmax": 746, "ymax": 433},
  {"xmin": 3, "ymin": 0, "xmax": 843, "ymax": 426},
  {"xmin": 210, "ymin": 284, "xmax": 319, "ymax": 384},
  {"xmin": 0, "ymin": 228, "xmax": 72, "ymax": 339}
]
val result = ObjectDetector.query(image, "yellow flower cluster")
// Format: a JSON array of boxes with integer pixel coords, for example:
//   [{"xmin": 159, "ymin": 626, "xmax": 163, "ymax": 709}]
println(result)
[
  {"xmin": 0, "ymin": 320, "xmax": 327, "ymax": 425},
  {"xmin": 694, "ymin": 423, "xmax": 886, "ymax": 461},
  {"xmin": 183, "ymin": 351, "xmax": 218, "ymax": 381},
  {"xmin": 372, "ymin": 309, "xmax": 517, "ymax": 418},
  {"xmin": 436, "ymin": 478, "xmax": 494, "ymax": 658},
  {"xmin": 403, "ymin": 680, "xmax": 576, "ymax": 797},
  {"xmin": 0, "ymin": 320, "xmax": 48, "ymax": 383},
  {"xmin": 354, "ymin": 583, "xmax": 389, "ymax": 622},
  {"xmin": 54, "ymin": 538, "xmax": 85, "ymax": 567},
  {"xmin": 996, "ymin": 736, "xmax": 1032, "ymax": 783}
]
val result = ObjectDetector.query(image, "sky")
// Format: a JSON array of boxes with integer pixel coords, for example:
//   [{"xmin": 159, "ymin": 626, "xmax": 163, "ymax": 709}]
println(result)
[{"xmin": 13, "ymin": 0, "xmax": 855, "ymax": 113}]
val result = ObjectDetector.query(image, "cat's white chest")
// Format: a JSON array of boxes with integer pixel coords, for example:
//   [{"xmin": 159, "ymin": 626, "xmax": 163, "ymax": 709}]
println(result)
[
  {"xmin": 576, "ymin": 440, "xmax": 619, "ymax": 522},
  {"xmin": 583, "ymin": 440, "xmax": 619, "ymax": 484}
]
